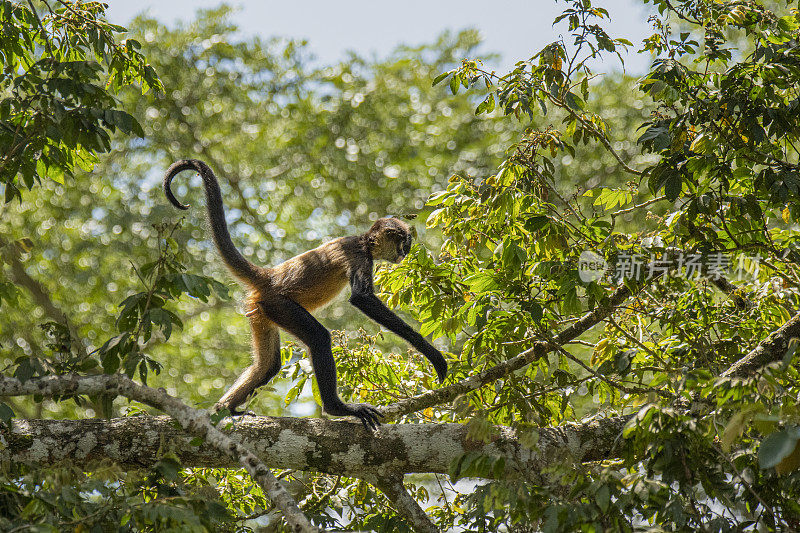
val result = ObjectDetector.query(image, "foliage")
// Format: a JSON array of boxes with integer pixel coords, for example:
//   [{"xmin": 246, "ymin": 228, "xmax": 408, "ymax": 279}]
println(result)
[
  {"xmin": 2, "ymin": 0, "xmax": 800, "ymax": 531},
  {"xmin": 378, "ymin": 0, "xmax": 800, "ymax": 529},
  {"xmin": 0, "ymin": 5, "xmax": 518, "ymax": 421},
  {"xmin": 0, "ymin": 0, "xmax": 159, "ymax": 202},
  {"xmin": 0, "ymin": 462, "xmax": 236, "ymax": 532}
]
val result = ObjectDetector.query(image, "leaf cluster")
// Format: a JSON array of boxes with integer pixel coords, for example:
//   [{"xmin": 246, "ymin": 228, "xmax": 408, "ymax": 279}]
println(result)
[{"xmin": 0, "ymin": 0, "xmax": 160, "ymax": 202}]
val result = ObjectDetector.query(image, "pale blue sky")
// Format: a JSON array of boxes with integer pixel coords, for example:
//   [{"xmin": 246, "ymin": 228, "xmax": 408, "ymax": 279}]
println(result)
[{"xmin": 105, "ymin": 0, "xmax": 655, "ymax": 74}]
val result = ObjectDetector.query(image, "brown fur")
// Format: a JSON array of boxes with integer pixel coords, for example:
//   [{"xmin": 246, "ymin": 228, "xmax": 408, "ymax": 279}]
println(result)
[
  {"xmin": 222, "ymin": 227, "xmax": 408, "ymax": 411},
  {"xmin": 164, "ymin": 160, "xmax": 437, "ymax": 428},
  {"xmin": 244, "ymin": 219, "xmax": 412, "ymax": 315}
]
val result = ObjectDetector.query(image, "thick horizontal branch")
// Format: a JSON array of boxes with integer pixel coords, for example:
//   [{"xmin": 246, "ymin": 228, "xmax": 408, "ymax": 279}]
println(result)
[{"xmin": 2, "ymin": 414, "xmax": 629, "ymax": 480}]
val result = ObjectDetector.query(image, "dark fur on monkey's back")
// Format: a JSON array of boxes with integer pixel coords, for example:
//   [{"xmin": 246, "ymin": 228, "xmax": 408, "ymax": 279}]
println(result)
[{"xmin": 163, "ymin": 158, "xmax": 447, "ymax": 430}]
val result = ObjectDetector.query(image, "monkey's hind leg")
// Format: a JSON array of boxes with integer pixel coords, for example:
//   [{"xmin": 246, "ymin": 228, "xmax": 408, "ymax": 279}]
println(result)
[
  {"xmin": 256, "ymin": 295, "xmax": 384, "ymax": 431},
  {"xmin": 215, "ymin": 317, "xmax": 281, "ymax": 415}
]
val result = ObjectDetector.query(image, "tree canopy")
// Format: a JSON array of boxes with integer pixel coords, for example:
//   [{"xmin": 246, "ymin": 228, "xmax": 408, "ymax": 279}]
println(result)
[{"xmin": 1, "ymin": 0, "xmax": 800, "ymax": 531}]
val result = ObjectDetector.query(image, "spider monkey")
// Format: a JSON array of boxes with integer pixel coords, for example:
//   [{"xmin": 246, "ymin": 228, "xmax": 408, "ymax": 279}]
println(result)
[{"xmin": 163, "ymin": 159, "xmax": 447, "ymax": 430}]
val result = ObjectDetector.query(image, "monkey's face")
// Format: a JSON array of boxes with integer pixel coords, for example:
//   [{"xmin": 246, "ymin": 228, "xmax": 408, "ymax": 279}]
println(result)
[
  {"xmin": 368, "ymin": 217, "xmax": 414, "ymax": 263},
  {"xmin": 374, "ymin": 229, "xmax": 412, "ymax": 263},
  {"xmin": 393, "ymin": 232, "xmax": 413, "ymax": 263}
]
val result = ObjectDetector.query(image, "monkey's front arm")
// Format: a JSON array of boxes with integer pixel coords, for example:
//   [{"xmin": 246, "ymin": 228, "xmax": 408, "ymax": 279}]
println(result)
[{"xmin": 349, "ymin": 269, "xmax": 448, "ymax": 382}]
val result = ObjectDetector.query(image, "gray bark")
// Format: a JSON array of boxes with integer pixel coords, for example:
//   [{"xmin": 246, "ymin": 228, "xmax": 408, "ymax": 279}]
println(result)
[{"xmin": 2, "ymin": 413, "xmax": 629, "ymax": 480}]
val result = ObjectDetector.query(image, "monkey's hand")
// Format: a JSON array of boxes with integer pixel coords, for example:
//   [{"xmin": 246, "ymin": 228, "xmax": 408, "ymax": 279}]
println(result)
[
  {"xmin": 420, "ymin": 344, "xmax": 448, "ymax": 384},
  {"xmin": 325, "ymin": 402, "xmax": 384, "ymax": 431}
]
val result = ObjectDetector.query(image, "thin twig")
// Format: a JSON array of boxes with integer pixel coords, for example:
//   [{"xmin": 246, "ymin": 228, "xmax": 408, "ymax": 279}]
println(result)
[
  {"xmin": 710, "ymin": 442, "xmax": 780, "ymax": 526},
  {"xmin": 610, "ymin": 195, "xmax": 666, "ymax": 218}
]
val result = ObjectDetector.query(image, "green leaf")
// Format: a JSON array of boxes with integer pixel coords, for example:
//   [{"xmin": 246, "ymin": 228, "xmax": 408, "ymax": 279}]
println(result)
[
  {"xmin": 664, "ymin": 173, "xmax": 682, "ymax": 201},
  {"xmin": 121, "ymin": 351, "xmax": 141, "ymax": 378},
  {"xmin": 564, "ymin": 91, "xmax": 585, "ymax": 111},
  {"xmin": 759, "ymin": 429, "xmax": 800, "ymax": 469},
  {"xmin": 311, "ymin": 376, "xmax": 323, "ymax": 406},
  {"xmin": 465, "ymin": 273, "xmax": 499, "ymax": 293},
  {"xmin": 448, "ymin": 454, "xmax": 466, "ymax": 480},
  {"xmin": 432, "ymin": 71, "xmax": 451, "ymax": 86},
  {"xmin": 0, "ymin": 402, "xmax": 15, "ymax": 426},
  {"xmin": 101, "ymin": 348, "xmax": 121, "ymax": 374},
  {"xmin": 13, "ymin": 358, "xmax": 33, "ymax": 383},
  {"xmin": 689, "ymin": 133, "xmax": 714, "ymax": 155},
  {"xmin": 596, "ymin": 484, "xmax": 610, "ymax": 512},
  {"xmin": 154, "ymin": 455, "xmax": 182, "ymax": 481},
  {"xmin": 524, "ymin": 301, "xmax": 543, "ymax": 322},
  {"xmin": 147, "ymin": 307, "xmax": 173, "ymax": 340},
  {"xmin": 210, "ymin": 409, "xmax": 230, "ymax": 424},
  {"xmin": 559, "ymin": 285, "xmax": 580, "ymax": 315},
  {"xmin": 777, "ymin": 15, "xmax": 799, "ymax": 33},
  {"xmin": 450, "ymin": 74, "xmax": 460, "ymax": 95},
  {"xmin": 721, "ymin": 410, "xmax": 747, "ymax": 451},
  {"xmin": 285, "ymin": 377, "xmax": 307, "ymax": 406}
]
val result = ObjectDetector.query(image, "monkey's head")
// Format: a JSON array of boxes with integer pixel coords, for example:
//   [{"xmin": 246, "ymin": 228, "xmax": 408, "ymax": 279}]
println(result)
[{"xmin": 366, "ymin": 217, "xmax": 414, "ymax": 263}]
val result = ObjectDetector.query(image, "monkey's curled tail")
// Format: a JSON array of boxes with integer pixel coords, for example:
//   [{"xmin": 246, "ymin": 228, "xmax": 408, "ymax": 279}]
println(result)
[{"xmin": 163, "ymin": 159, "xmax": 261, "ymax": 282}]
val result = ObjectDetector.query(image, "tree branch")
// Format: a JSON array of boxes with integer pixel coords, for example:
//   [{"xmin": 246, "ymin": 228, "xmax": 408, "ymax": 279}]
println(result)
[
  {"xmin": 722, "ymin": 309, "xmax": 800, "ymax": 378},
  {"xmin": 373, "ymin": 475, "xmax": 437, "ymax": 533},
  {"xmin": 0, "ymin": 374, "xmax": 317, "ymax": 533},
  {"xmin": 383, "ymin": 282, "xmax": 635, "ymax": 419},
  {"xmin": 1, "ymin": 410, "xmax": 630, "ymax": 479}
]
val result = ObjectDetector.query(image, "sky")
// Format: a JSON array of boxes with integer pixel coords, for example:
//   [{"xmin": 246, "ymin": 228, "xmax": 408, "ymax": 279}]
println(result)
[{"xmin": 104, "ymin": 0, "xmax": 656, "ymax": 74}]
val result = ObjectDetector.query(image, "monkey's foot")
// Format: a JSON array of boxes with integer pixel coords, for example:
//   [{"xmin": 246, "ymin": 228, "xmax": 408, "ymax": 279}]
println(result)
[{"xmin": 325, "ymin": 402, "xmax": 385, "ymax": 431}]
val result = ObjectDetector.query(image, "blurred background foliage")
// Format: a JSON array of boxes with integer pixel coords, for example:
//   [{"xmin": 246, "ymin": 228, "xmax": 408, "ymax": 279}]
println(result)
[{"xmin": 0, "ymin": 5, "xmax": 649, "ymax": 419}]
